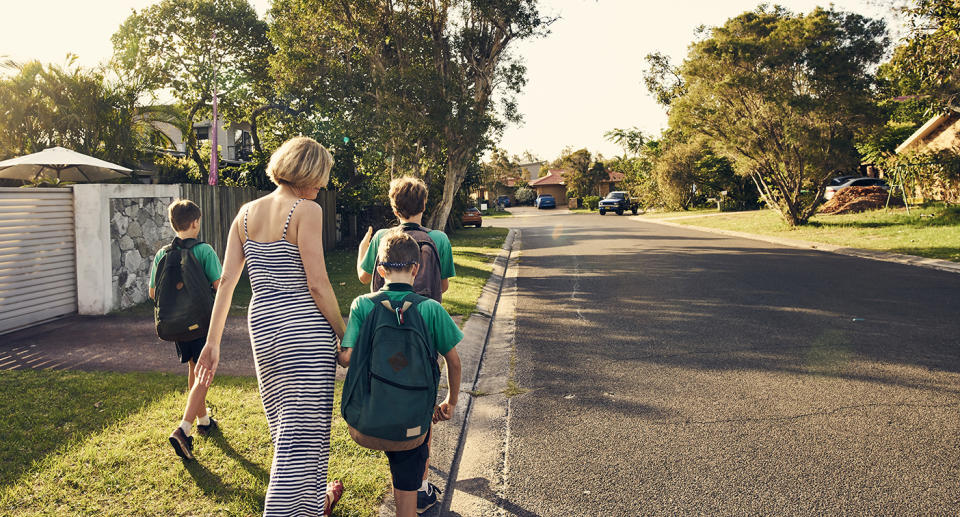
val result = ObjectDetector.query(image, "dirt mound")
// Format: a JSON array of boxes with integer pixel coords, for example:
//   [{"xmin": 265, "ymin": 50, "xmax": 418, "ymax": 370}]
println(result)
[{"xmin": 819, "ymin": 186, "xmax": 902, "ymax": 215}]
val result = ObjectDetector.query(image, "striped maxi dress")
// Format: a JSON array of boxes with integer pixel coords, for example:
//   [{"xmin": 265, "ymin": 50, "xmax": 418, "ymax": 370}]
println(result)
[{"xmin": 243, "ymin": 199, "xmax": 337, "ymax": 516}]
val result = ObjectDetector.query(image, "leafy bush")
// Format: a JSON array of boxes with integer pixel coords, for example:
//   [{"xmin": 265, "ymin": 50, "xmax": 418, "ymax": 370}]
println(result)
[
  {"xmin": 154, "ymin": 153, "xmax": 199, "ymax": 184},
  {"xmin": 583, "ymin": 195, "xmax": 600, "ymax": 210},
  {"xmin": 515, "ymin": 186, "xmax": 536, "ymax": 205}
]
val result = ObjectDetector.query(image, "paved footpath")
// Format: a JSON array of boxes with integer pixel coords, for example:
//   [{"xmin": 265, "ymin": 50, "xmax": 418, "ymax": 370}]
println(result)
[
  {"xmin": 448, "ymin": 207, "xmax": 960, "ymax": 516},
  {"xmin": 0, "ymin": 315, "xmax": 257, "ymax": 375}
]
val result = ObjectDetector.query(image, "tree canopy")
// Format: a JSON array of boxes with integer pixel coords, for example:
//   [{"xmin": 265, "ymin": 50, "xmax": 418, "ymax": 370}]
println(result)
[
  {"xmin": 657, "ymin": 6, "xmax": 887, "ymax": 225},
  {"xmin": 111, "ymin": 0, "xmax": 272, "ymax": 177},
  {"xmin": 0, "ymin": 58, "xmax": 163, "ymax": 167},
  {"xmin": 268, "ymin": 0, "xmax": 552, "ymax": 230}
]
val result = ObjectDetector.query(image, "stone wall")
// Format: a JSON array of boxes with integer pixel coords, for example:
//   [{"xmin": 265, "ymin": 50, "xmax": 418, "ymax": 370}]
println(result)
[{"xmin": 109, "ymin": 197, "xmax": 176, "ymax": 309}]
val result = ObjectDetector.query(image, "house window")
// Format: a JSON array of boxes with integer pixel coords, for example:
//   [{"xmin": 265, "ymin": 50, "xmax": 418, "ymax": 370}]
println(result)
[{"xmin": 195, "ymin": 126, "xmax": 209, "ymax": 141}]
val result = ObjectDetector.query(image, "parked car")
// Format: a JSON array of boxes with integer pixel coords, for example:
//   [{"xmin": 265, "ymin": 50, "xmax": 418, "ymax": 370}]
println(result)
[
  {"xmin": 462, "ymin": 206, "xmax": 482, "ymax": 227},
  {"xmin": 496, "ymin": 195, "xmax": 511, "ymax": 207},
  {"xmin": 535, "ymin": 194, "xmax": 556, "ymax": 209},
  {"xmin": 824, "ymin": 177, "xmax": 890, "ymax": 200},
  {"xmin": 598, "ymin": 191, "xmax": 639, "ymax": 215},
  {"xmin": 829, "ymin": 175, "xmax": 861, "ymax": 186}
]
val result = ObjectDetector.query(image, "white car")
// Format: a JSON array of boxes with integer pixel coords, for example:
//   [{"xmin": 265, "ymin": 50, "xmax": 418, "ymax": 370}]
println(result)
[{"xmin": 824, "ymin": 177, "xmax": 889, "ymax": 200}]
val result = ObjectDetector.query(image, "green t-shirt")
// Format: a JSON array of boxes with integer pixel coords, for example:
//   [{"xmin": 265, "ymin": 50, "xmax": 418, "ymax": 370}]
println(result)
[
  {"xmin": 360, "ymin": 223, "xmax": 455, "ymax": 280},
  {"xmin": 341, "ymin": 283, "xmax": 463, "ymax": 355},
  {"xmin": 149, "ymin": 242, "xmax": 223, "ymax": 288}
]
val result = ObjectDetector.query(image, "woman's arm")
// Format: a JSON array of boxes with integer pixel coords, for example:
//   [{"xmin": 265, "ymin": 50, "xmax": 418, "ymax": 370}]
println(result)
[
  {"xmin": 196, "ymin": 211, "xmax": 246, "ymax": 387},
  {"xmin": 299, "ymin": 203, "xmax": 348, "ymax": 339}
]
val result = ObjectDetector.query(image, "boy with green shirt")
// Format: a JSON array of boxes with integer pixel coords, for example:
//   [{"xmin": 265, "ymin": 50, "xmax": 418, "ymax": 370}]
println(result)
[
  {"xmin": 148, "ymin": 199, "xmax": 222, "ymax": 460},
  {"xmin": 356, "ymin": 175, "xmax": 456, "ymax": 511},
  {"xmin": 343, "ymin": 229, "xmax": 462, "ymax": 516}
]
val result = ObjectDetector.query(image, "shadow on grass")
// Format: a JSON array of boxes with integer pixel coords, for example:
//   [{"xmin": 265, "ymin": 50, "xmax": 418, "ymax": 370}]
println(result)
[
  {"xmin": 0, "ymin": 370, "xmax": 180, "ymax": 489},
  {"xmin": 208, "ymin": 432, "xmax": 270, "ymax": 484},
  {"xmin": 184, "ymin": 458, "xmax": 266, "ymax": 511}
]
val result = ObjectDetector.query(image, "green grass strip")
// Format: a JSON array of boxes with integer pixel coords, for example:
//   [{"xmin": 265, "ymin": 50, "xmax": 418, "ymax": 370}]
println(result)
[
  {"xmin": 0, "ymin": 370, "xmax": 388, "ymax": 516},
  {"xmin": 661, "ymin": 205, "xmax": 960, "ymax": 262}
]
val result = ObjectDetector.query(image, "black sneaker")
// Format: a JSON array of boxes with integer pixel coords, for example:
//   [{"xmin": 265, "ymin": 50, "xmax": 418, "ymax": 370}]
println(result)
[
  {"xmin": 416, "ymin": 482, "xmax": 441, "ymax": 514},
  {"xmin": 169, "ymin": 427, "xmax": 194, "ymax": 460},
  {"xmin": 196, "ymin": 417, "xmax": 218, "ymax": 437}
]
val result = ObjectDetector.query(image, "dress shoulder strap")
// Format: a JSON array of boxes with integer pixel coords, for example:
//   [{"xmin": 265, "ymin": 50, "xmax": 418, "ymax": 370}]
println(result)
[
  {"xmin": 243, "ymin": 207, "xmax": 249, "ymax": 239},
  {"xmin": 282, "ymin": 198, "xmax": 305, "ymax": 240}
]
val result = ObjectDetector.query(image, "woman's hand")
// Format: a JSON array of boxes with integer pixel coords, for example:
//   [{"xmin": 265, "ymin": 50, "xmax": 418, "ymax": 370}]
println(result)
[{"xmin": 195, "ymin": 343, "xmax": 220, "ymax": 387}]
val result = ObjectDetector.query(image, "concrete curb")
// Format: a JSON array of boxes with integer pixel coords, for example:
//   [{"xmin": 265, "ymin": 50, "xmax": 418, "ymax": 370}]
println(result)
[
  {"xmin": 377, "ymin": 228, "xmax": 518, "ymax": 517},
  {"xmin": 634, "ymin": 216, "xmax": 960, "ymax": 275}
]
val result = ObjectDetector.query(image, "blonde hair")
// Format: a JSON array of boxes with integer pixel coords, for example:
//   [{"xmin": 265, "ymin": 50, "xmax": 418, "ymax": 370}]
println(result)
[
  {"xmin": 266, "ymin": 136, "xmax": 334, "ymax": 188},
  {"xmin": 389, "ymin": 176, "xmax": 428, "ymax": 218},
  {"xmin": 168, "ymin": 199, "xmax": 201, "ymax": 232}
]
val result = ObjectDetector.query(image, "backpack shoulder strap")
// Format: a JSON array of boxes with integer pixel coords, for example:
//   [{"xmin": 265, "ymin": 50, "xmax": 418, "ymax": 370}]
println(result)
[{"xmin": 178, "ymin": 238, "xmax": 203, "ymax": 250}]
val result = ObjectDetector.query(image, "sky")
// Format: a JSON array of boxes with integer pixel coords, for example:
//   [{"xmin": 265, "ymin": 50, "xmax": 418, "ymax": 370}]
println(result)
[{"xmin": 1, "ymin": 0, "xmax": 899, "ymax": 162}]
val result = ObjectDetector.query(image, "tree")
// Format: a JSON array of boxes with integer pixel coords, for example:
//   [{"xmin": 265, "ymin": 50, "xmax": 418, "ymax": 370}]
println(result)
[
  {"xmin": 268, "ymin": 0, "xmax": 552, "ymax": 230},
  {"xmin": 658, "ymin": 7, "xmax": 887, "ymax": 225},
  {"xmin": 643, "ymin": 52, "xmax": 685, "ymax": 107},
  {"xmin": 604, "ymin": 127, "xmax": 646, "ymax": 156},
  {"xmin": 0, "ymin": 58, "xmax": 159, "ymax": 167},
  {"xmin": 482, "ymin": 149, "xmax": 521, "ymax": 197},
  {"xmin": 112, "ymin": 0, "xmax": 272, "ymax": 178},
  {"xmin": 890, "ymin": 0, "xmax": 960, "ymax": 111}
]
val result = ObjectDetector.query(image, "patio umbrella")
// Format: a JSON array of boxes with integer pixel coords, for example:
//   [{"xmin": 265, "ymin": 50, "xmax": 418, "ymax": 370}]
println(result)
[{"xmin": 0, "ymin": 146, "xmax": 132, "ymax": 182}]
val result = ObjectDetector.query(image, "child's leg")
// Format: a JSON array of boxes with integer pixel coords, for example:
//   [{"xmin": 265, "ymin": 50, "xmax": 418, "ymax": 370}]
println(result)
[
  {"xmin": 384, "ymin": 434, "xmax": 431, "ymax": 517},
  {"xmin": 182, "ymin": 359, "xmax": 209, "ymax": 423},
  {"xmin": 421, "ymin": 432, "xmax": 432, "ymax": 483},
  {"xmin": 394, "ymin": 488, "xmax": 417, "ymax": 517}
]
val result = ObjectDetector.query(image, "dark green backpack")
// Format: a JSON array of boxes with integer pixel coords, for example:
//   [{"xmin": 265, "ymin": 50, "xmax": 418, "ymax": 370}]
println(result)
[
  {"xmin": 341, "ymin": 291, "xmax": 441, "ymax": 451},
  {"xmin": 153, "ymin": 237, "xmax": 214, "ymax": 342}
]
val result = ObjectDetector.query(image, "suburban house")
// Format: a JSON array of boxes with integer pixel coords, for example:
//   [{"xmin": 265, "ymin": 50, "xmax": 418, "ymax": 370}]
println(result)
[
  {"xmin": 528, "ymin": 168, "xmax": 626, "ymax": 201},
  {"xmin": 518, "ymin": 161, "xmax": 546, "ymax": 181},
  {"xmin": 896, "ymin": 112, "xmax": 960, "ymax": 155},
  {"xmin": 150, "ymin": 119, "xmax": 255, "ymax": 164}
]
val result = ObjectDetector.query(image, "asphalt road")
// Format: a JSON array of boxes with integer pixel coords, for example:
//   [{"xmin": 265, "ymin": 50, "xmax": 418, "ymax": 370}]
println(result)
[{"xmin": 494, "ymin": 207, "xmax": 960, "ymax": 516}]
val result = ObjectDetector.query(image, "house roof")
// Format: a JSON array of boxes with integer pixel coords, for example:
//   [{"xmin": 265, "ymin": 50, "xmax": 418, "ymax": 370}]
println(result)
[
  {"xmin": 529, "ymin": 169, "xmax": 566, "ymax": 186},
  {"xmin": 528, "ymin": 168, "xmax": 625, "ymax": 187},
  {"xmin": 896, "ymin": 112, "xmax": 957, "ymax": 154}
]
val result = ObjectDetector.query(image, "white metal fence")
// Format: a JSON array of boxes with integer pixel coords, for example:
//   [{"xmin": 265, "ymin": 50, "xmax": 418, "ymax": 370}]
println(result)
[{"xmin": 0, "ymin": 187, "xmax": 77, "ymax": 334}]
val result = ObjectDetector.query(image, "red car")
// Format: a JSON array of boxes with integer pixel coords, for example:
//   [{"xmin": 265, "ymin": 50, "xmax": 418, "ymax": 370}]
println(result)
[{"xmin": 461, "ymin": 207, "xmax": 482, "ymax": 227}]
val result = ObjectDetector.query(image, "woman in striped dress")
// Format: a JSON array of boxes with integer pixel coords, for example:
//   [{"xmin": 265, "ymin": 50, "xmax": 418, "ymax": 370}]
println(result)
[{"xmin": 196, "ymin": 137, "xmax": 347, "ymax": 516}]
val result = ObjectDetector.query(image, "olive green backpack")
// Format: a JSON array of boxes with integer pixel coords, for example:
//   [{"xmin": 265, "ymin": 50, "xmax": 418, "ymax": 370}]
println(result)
[{"xmin": 341, "ymin": 291, "xmax": 440, "ymax": 451}]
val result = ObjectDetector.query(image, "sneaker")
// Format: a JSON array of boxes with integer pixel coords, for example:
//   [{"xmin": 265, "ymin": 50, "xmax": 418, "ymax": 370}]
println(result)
[
  {"xmin": 169, "ymin": 427, "xmax": 194, "ymax": 460},
  {"xmin": 196, "ymin": 417, "xmax": 218, "ymax": 437},
  {"xmin": 416, "ymin": 482, "xmax": 441, "ymax": 514}
]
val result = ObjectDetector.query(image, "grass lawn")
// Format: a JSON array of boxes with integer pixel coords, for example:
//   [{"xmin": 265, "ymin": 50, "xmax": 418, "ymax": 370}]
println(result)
[
  {"xmin": 663, "ymin": 205, "xmax": 960, "ymax": 262},
  {"xmin": 0, "ymin": 370, "xmax": 388, "ymax": 517},
  {"xmin": 636, "ymin": 207, "xmax": 723, "ymax": 219},
  {"xmin": 119, "ymin": 227, "xmax": 510, "ymax": 323}
]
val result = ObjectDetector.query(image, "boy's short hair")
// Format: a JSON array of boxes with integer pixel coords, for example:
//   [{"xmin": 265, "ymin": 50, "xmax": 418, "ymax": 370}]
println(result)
[
  {"xmin": 389, "ymin": 176, "xmax": 428, "ymax": 219},
  {"xmin": 168, "ymin": 199, "xmax": 201, "ymax": 232},
  {"xmin": 266, "ymin": 136, "xmax": 334, "ymax": 188},
  {"xmin": 377, "ymin": 229, "xmax": 421, "ymax": 273}
]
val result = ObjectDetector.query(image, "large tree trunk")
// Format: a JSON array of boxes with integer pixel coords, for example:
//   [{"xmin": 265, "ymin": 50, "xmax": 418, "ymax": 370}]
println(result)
[
  {"xmin": 185, "ymin": 100, "xmax": 207, "ymax": 178},
  {"xmin": 427, "ymin": 140, "xmax": 472, "ymax": 231}
]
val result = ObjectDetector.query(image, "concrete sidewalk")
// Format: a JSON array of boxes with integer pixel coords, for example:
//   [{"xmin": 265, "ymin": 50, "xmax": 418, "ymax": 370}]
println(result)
[{"xmin": 0, "ymin": 314, "xmax": 258, "ymax": 376}]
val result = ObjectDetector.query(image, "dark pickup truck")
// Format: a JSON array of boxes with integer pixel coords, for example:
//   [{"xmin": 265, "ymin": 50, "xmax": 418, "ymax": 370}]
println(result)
[{"xmin": 598, "ymin": 191, "xmax": 639, "ymax": 215}]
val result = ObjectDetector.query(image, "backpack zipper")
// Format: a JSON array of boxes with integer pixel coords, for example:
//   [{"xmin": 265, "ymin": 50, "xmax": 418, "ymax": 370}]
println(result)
[{"xmin": 370, "ymin": 372, "xmax": 429, "ymax": 391}]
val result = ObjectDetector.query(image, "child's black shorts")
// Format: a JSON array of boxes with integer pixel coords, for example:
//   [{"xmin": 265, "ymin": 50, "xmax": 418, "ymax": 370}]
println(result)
[
  {"xmin": 384, "ymin": 428, "xmax": 431, "ymax": 491},
  {"xmin": 175, "ymin": 336, "xmax": 206, "ymax": 364}
]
